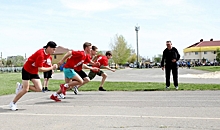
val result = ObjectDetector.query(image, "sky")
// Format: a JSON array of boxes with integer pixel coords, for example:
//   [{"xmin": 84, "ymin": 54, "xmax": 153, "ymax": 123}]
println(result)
[{"xmin": 0, "ymin": 0, "xmax": 220, "ymax": 60}]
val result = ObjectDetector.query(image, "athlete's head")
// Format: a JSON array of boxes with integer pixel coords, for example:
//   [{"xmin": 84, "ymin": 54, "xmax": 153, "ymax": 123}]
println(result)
[
  {"xmin": 105, "ymin": 51, "xmax": 112, "ymax": 59},
  {"xmin": 166, "ymin": 41, "xmax": 172, "ymax": 50},
  {"xmin": 44, "ymin": 41, "xmax": 57, "ymax": 54},
  {"xmin": 83, "ymin": 42, "xmax": 92, "ymax": 54},
  {"xmin": 91, "ymin": 46, "xmax": 98, "ymax": 56}
]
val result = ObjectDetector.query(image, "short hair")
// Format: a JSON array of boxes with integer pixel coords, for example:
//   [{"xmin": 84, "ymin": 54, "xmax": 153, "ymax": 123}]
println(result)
[
  {"xmin": 83, "ymin": 42, "xmax": 92, "ymax": 50},
  {"xmin": 92, "ymin": 46, "xmax": 98, "ymax": 51},
  {"xmin": 105, "ymin": 51, "xmax": 112, "ymax": 56},
  {"xmin": 166, "ymin": 41, "xmax": 172, "ymax": 44}
]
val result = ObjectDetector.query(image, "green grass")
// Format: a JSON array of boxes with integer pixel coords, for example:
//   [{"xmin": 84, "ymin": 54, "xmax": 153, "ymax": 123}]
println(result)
[
  {"xmin": 193, "ymin": 66, "xmax": 220, "ymax": 72},
  {"xmin": 1, "ymin": 73, "xmax": 220, "ymax": 96}
]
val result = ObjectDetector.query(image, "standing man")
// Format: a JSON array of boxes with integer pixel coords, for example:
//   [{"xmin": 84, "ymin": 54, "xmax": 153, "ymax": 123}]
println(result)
[
  {"xmin": 161, "ymin": 41, "xmax": 180, "ymax": 89},
  {"xmin": 9, "ymin": 41, "xmax": 58, "ymax": 110}
]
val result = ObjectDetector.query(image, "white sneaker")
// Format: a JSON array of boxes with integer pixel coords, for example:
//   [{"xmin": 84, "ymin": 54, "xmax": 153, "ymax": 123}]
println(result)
[
  {"xmin": 73, "ymin": 86, "xmax": 78, "ymax": 95},
  {"xmin": 9, "ymin": 102, "xmax": 18, "ymax": 111},
  {"xmin": 15, "ymin": 82, "xmax": 22, "ymax": 95},
  {"xmin": 175, "ymin": 86, "xmax": 179, "ymax": 90},
  {"xmin": 57, "ymin": 93, "xmax": 65, "ymax": 99}
]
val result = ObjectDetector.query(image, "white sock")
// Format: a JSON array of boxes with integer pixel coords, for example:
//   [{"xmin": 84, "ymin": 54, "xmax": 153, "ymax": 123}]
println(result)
[
  {"xmin": 53, "ymin": 93, "xmax": 57, "ymax": 96},
  {"xmin": 64, "ymin": 84, "xmax": 69, "ymax": 88}
]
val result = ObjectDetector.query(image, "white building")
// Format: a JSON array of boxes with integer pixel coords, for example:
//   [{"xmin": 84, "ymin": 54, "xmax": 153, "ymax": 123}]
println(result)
[{"xmin": 183, "ymin": 39, "xmax": 220, "ymax": 62}]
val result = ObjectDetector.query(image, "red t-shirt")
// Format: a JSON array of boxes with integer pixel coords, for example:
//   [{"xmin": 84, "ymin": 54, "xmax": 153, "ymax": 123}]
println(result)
[
  {"xmin": 93, "ymin": 55, "xmax": 108, "ymax": 68},
  {"xmin": 23, "ymin": 48, "xmax": 52, "ymax": 74},
  {"xmin": 64, "ymin": 50, "xmax": 91, "ymax": 71},
  {"xmin": 44, "ymin": 56, "xmax": 52, "ymax": 67}
]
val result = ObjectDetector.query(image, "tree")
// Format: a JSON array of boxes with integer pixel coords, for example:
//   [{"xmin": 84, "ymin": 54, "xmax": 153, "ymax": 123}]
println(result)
[
  {"xmin": 127, "ymin": 53, "xmax": 136, "ymax": 63},
  {"xmin": 110, "ymin": 34, "xmax": 131, "ymax": 65},
  {"xmin": 6, "ymin": 55, "xmax": 24, "ymax": 67},
  {"xmin": 216, "ymin": 48, "xmax": 220, "ymax": 62},
  {"xmin": 153, "ymin": 54, "xmax": 162, "ymax": 63}
]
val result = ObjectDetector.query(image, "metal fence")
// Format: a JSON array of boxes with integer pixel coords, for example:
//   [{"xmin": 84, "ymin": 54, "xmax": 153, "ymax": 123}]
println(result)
[{"xmin": 0, "ymin": 67, "xmax": 22, "ymax": 73}]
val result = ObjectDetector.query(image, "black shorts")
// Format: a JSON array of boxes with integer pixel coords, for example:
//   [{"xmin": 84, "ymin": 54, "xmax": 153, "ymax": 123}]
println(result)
[
  {"xmin": 43, "ymin": 70, "xmax": 52, "ymax": 79},
  {"xmin": 75, "ymin": 70, "xmax": 88, "ymax": 79},
  {"xmin": 88, "ymin": 70, "xmax": 104, "ymax": 80},
  {"xmin": 22, "ymin": 68, "xmax": 40, "ymax": 80}
]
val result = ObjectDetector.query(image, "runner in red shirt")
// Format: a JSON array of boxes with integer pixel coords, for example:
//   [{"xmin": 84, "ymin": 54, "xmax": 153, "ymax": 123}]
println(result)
[
  {"xmin": 88, "ymin": 50, "xmax": 115, "ymax": 91},
  {"xmin": 50, "ymin": 42, "xmax": 99, "ymax": 101},
  {"xmin": 9, "ymin": 41, "xmax": 58, "ymax": 111}
]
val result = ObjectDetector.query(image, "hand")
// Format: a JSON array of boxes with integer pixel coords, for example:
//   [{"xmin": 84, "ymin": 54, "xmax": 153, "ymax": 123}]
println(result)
[
  {"xmin": 111, "ymin": 69, "xmax": 116, "ymax": 72},
  {"xmin": 162, "ymin": 67, "xmax": 164, "ymax": 71},
  {"xmin": 58, "ymin": 60, "xmax": 64, "ymax": 66},
  {"xmin": 94, "ymin": 62, "xmax": 100, "ymax": 67},
  {"xmin": 172, "ymin": 59, "xmax": 176, "ymax": 62},
  {"xmin": 52, "ymin": 64, "xmax": 58, "ymax": 70},
  {"xmin": 90, "ymin": 67, "xmax": 100, "ymax": 73}
]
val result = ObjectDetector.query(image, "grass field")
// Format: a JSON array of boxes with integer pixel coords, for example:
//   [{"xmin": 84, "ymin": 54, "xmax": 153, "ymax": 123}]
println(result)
[
  {"xmin": 1, "ymin": 70, "xmax": 220, "ymax": 96},
  {"xmin": 193, "ymin": 66, "xmax": 220, "ymax": 72}
]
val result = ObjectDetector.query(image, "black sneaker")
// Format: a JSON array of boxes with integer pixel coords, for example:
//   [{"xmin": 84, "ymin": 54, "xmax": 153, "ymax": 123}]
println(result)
[
  {"xmin": 99, "ymin": 87, "xmax": 106, "ymax": 91},
  {"xmin": 42, "ymin": 87, "xmax": 45, "ymax": 93}
]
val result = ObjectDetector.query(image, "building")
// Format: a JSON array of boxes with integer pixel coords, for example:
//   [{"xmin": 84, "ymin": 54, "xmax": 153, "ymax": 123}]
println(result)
[
  {"xmin": 51, "ymin": 46, "xmax": 70, "ymax": 64},
  {"xmin": 183, "ymin": 39, "xmax": 220, "ymax": 62}
]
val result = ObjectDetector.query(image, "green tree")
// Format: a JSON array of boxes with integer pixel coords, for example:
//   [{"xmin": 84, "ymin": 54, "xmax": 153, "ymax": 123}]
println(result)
[
  {"xmin": 153, "ymin": 54, "xmax": 162, "ymax": 63},
  {"xmin": 127, "ymin": 53, "xmax": 136, "ymax": 63},
  {"xmin": 110, "ymin": 34, "xmax": 131, "ymax": 65},
  {"xmin": 216, "ymin": 48, "xmax": 220, "ymax": 62},
  {"xmin": 7, "ymin": 55, "xmax": 24, "ymax": 67}
]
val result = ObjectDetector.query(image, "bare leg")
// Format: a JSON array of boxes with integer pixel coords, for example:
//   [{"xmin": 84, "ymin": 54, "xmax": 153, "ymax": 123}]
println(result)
[{"xmin": 100, "ymin": 73, "xmax": 107, "ymax": 87}]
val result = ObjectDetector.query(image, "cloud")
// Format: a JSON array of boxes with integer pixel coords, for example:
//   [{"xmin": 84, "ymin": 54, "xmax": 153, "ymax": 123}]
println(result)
[{"xmin": 60, "ymin": 0, "xmax": 119, "ymax": 12}]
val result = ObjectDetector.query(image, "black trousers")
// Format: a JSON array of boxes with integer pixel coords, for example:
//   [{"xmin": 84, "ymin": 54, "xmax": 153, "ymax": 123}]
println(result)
[{"xmin": 165, "ymin": 63, "xmax": 178, "ymax": 87}]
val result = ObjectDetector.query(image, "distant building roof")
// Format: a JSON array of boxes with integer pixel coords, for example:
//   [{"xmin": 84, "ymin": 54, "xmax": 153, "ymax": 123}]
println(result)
[
  {"xmin": 185, "ymin": 40, "xmax": 220, "ymax": 49},
  {"xmin": 53, "ymin": 46, "xmax": 70, "ymax": 55}
]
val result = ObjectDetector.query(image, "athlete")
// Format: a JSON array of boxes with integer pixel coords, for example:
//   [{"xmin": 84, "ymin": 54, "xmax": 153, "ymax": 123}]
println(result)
[{"xmin": 9, "ymin": 41, "xmax": 58, "ymax": 110}]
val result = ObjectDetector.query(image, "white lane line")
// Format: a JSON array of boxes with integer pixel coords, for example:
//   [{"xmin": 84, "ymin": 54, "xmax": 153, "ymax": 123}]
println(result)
[{"xmin": 0, "ymin": 113, "xmax": 219, "ymax": 120}]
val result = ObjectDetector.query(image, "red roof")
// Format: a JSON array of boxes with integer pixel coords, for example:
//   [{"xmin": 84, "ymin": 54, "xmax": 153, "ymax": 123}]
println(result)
[
  {"xmin": 186, "ymin": 40, "xmax": 220, "ymax": 48},
  {"xmin": 53, "ymin": 46, "xmax": 71, "ymax": 54}
]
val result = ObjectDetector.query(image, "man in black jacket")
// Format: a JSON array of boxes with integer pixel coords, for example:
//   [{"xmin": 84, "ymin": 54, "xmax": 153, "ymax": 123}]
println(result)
[{"xmin": 161, "ymin": 41, "xmax": 180, "ymax": 89}]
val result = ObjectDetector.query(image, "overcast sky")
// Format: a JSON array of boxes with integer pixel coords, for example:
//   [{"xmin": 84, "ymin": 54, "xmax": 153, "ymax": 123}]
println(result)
[{"xmin": 0, "ymin": 0, "xmax": 219, "ymax": 60}]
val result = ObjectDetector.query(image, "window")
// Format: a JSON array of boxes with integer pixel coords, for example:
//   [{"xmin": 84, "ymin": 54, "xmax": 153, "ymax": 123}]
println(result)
[
  {"xmin": 54, "ymin": 55, "xmax": 57, "ymax": 59},
  {"xmin": 204, "ymin": 51, "xmax": 207, "ymax": 54},
  {"xmin": 214, "ymin": 51, "xmax": 216, "ymax": 54},
  {"xmin": 195, "ymin": 52, "xmax": 198, "ymax": 55}
]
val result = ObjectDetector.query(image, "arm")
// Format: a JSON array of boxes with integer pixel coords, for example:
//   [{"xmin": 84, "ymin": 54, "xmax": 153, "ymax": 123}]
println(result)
[
  {"xmin": 161, "ymin": 50, "xmax": 165, "ymax": 68},
  {"xmin": 38, "ymin": 64, "xmax": 58, "ymax": 72},
  {"xmin": 83, "ymin": 64, "xmax": 99, "ymax": 72},
  {"xmin": 58, "ymin": 51, "xmax": 72, "ymax": 66},
  {"xmin": 172, "ymin": 47, "xmax": 180, "ymax": 62},
  {"xmin": 102, "ymin": 66, "xmax": 115, "ymax": 72}
]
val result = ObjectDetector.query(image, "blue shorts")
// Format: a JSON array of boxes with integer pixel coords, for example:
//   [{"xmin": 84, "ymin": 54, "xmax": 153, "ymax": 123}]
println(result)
[{"xmin": 63, "ymin": 68, "xmax": 77, "ymax": 79}]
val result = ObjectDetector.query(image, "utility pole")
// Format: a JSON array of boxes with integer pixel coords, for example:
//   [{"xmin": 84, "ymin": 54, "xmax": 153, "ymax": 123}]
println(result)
[{"xmin": 135, "ymin": 25, "xmax": 140, "ymax": 68}]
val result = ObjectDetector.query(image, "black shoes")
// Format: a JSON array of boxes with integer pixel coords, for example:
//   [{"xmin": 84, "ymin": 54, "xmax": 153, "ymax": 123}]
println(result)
[{"xmin": 99, "ymin": 87, "xmax": 106, "ymax": 91}]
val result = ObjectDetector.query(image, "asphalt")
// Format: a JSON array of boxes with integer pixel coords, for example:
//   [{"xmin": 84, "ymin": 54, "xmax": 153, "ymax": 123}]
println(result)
[{"xmin": 0, "ymin": 68, "xmax": 220, "ymax": 130}]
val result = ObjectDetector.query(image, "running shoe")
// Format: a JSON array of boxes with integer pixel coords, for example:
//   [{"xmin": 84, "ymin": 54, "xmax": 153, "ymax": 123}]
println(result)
[
  {"xmin": 57, "ymin": 93, "xmax": 65, "ymax": 99},
  {"xmin": 9, "ymin": 102, "xmax": 18, "ymax": 111},
  {"xmin": 99, "ymin": 87, "xmax": 106, "ymax": 91},
  {"xmin": 73, "ymin": 86, "xmax": 78, "ymax": 95},
  {"xmin": 50, "ymin": 94, "xmax": 61, "ymax": 102},
  {"xmin": 60, "ymin": 84, "xmax": 67, "ymax": 95},
  {"xmin": 15, "ymin": 82, "xmax": 22, "ymax": 95},
  {"xmin": 165, "ymin": 86, "xmax": 170, "ymax": 89}
]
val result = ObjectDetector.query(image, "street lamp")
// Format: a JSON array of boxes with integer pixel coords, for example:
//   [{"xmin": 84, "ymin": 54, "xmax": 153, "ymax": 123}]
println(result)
[{"xmin": 135, "ymin": 25, "xmax": 140, "ymax": 68}]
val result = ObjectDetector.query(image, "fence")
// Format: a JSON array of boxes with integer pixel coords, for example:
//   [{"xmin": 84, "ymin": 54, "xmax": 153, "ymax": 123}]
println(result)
[{"xmin": 0, "ymin": 67, "xmax": 22, "ymax": 73}]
